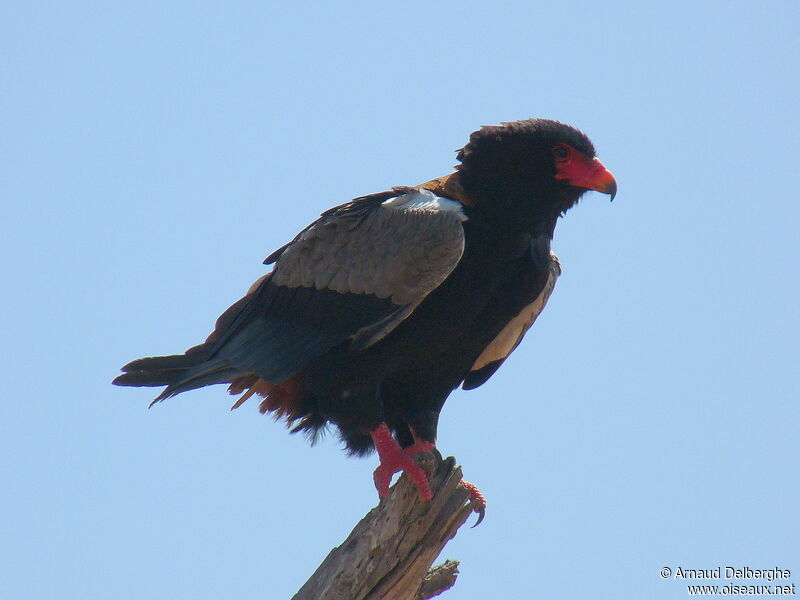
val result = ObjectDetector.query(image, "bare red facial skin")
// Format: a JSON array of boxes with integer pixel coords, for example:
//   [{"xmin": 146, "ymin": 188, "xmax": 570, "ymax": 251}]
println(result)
[{"xmin": 552, "ymin": 143, "xmax": 617, "ymax": 199}]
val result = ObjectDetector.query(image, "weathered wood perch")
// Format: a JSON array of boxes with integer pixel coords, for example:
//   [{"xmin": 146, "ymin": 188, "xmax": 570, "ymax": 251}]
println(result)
[{"xmin": 293, "ymin": 453, "xmax": 480, "ymax": 600}]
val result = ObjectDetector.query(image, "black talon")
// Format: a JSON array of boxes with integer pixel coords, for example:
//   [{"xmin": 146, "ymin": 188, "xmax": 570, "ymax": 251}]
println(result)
[{"xmin": 471, "ymin": 503, "xmax": 486, "ymax": 527}]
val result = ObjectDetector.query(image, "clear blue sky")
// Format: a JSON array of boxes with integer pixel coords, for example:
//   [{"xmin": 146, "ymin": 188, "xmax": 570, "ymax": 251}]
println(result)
[{"xmin": 2, "ymin": 2, "xmax": 798, "ymax": 598}]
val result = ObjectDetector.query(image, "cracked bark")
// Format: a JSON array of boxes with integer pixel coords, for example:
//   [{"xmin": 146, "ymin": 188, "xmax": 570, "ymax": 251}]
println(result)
[{"xmin": 292, "ymin": 454, "xmax": 478, "ymax": 600}]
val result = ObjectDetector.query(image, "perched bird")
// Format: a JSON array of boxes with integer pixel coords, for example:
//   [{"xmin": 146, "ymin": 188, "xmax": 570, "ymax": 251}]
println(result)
[{"xmin": 114, "ymin": 118, "xmax": 616, "ymax": 506}]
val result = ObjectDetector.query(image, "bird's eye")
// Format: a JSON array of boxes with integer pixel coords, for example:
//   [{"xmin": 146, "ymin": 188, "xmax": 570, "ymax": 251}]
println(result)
[{"xmin": 552, "ymin": 145, "xmax": 570, "ymax": 161}]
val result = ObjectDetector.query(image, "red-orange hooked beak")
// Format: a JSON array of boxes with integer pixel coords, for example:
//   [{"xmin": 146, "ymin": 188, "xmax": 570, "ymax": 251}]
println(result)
[{"xmin": 555, "ymin": 153, "xmax": 617, "ymax": 200}]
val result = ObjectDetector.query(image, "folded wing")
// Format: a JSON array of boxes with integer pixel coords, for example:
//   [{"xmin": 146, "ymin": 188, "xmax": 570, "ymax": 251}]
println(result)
[{"xmin": 116, "ymin": 187, "xmax": 467, "ymax": 402}]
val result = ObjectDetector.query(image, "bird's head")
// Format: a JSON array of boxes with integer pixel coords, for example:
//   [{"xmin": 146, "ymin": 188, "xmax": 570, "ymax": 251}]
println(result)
[{"xmin": 455, "ymin": 119, "xmax": 616, "ymax": 232}]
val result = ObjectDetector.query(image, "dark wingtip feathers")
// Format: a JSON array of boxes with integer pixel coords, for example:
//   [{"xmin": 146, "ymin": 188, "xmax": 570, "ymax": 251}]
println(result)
[
  {"xmin": 113, "ymin": 348, "xmax": 240, "ymax": 408},
  {"xmin": 112, "ymin": 353, "xmax": 207, "ymax": 389}
]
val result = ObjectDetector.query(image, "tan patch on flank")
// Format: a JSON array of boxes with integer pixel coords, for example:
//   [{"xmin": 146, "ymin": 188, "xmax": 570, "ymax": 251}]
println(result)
[{"xmin": 470, "ymin": 255, "xmax": 561, "ymax": 371}]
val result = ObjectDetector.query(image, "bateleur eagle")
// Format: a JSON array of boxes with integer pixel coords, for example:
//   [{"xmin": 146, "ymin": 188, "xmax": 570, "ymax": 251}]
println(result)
[{"xmin": 113, "ymin": 118, "xmax": 617, "ymax": 506}]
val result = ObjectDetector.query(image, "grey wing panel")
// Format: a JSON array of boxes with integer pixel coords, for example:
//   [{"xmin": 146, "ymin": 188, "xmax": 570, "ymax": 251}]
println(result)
[
  {"xmin": 271, "ymin": 187, "xmax": 467, "ymax": 346},
  {"xmin": 198, "ymin": 188, "xmax": 467, "ymax": 385}
]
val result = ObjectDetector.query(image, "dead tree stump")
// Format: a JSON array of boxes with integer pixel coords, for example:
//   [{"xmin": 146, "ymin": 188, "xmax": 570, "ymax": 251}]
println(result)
[{"xmin": 293, "ymin": 454, "xmax": 479, "ymax": 600}]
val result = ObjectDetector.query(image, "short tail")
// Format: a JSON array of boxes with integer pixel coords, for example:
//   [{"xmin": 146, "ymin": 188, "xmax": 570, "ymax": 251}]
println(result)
[{"xmin": 112, "ymin": 343, "xmax": 243, "ymax": 406}]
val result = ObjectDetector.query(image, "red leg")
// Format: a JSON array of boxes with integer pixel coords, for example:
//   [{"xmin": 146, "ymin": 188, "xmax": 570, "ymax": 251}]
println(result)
[{"xmin": 370, "ymin": 423, "xmax": 433, "ymax": 501}]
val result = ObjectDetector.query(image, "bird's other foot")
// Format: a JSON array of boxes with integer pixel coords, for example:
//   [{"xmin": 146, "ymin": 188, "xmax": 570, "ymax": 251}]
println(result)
[
  {"xmin": 459, "ymin": 479, "xmax": 487, "ymax": 526},
  {"xmin": 370, "ymin": 423, "xmax": 433, "ymax": 501}
]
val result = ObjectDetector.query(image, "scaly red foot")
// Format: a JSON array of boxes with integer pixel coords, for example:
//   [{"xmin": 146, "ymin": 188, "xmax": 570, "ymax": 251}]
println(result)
[
  {"xmin": 370, "ymin": 423, "xmax": 433, "ymax": 501},
  {"xmin": 459, "ymin": 480, "xmax": 487, "ymax": 526}
]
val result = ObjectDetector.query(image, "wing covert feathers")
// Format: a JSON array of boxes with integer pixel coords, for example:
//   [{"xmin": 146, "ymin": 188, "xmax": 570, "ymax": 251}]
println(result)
[
  {"xmin": 271, "ymin": 188, "xmax": 466, "ymax": 306},
  {"xmin": 115, "ymin": 186, "xmax": 469, "ymax": 408}
]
